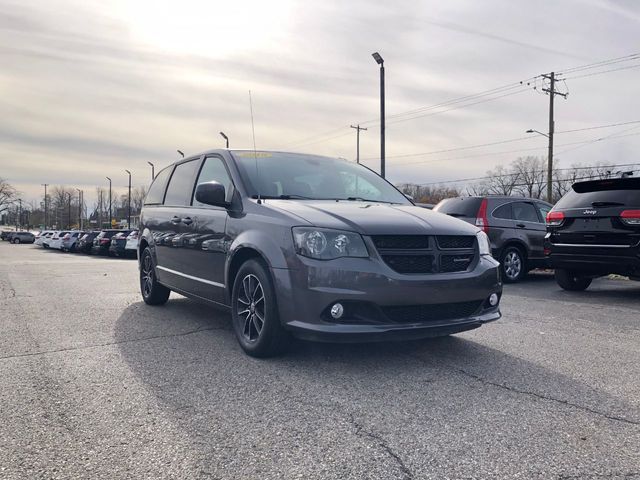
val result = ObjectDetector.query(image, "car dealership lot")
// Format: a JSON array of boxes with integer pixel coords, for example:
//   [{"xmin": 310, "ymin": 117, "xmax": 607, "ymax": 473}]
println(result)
[{"xmin": 0, "ymin": 243, "xmax": 638, "ymax": 479}]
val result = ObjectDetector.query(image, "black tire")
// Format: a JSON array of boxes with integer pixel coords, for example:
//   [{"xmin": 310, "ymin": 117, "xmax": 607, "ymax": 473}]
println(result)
[
  {"xmin": 555, "ymin": 269, "xmax": 592, "ymax": 291},
  {"xmin": 140, "ymin": 247, "xmax": 170, "ymax": 305},
  {"xmin": 12, "ymin": 238, "xmax": 20, "ymax": 244},
  {"xmin": 500, "ymin": 246, "xmax": 526, "ymax": 283},
  {"xmin": 231, "ymin": 259, "xmax": 290, "ymax": 357}
]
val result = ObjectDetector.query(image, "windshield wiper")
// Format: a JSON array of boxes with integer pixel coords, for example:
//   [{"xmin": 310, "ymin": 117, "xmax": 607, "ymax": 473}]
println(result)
[
  {"xmin": 251, "ymin": 194, "xmax": 315, "ymax": 200},
  {"xmin": 333, "ymin": 197, "xmax": 399, "ymax": 204},
  {"xmin": 591, "ymin": 201, "xmax": 625, "ymax": 207}
]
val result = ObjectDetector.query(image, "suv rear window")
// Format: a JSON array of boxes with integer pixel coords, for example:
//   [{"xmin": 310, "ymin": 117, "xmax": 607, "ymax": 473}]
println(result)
[
  {"xmin": 556, "ymin": 178, "xmax": 640, "ymax": 209},
  {"xmin": 434, "ymin": 197, "xmax": 483, "ymax": 217}
]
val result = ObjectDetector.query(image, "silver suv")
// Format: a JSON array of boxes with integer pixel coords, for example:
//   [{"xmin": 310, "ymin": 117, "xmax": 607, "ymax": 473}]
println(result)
[{"xmin": 139, "ymin": 150, "xmax": 502, "ymax": 357}]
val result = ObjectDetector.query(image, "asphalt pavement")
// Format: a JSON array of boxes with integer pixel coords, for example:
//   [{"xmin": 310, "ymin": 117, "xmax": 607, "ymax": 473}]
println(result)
[{"xmin": 0, "ymin": 242, "xmax": 638, "ymax": 479}]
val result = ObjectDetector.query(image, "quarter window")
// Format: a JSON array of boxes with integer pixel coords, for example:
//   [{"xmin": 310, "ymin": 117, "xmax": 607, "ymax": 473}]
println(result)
[
  {"xmin": 144, "ymin": 166, "xmax": 173, "ymax": 205},
  {"xmin": 164, "ymin": 160, "xmax": 201, "ymax": 206},
  {"xmin": 536, "ymin": 203, "xmax": 551, "ymax": 222}
]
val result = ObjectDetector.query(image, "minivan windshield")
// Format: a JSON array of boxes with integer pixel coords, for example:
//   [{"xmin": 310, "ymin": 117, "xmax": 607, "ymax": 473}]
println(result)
[{"xmin": 232, "ymin": 151, "xmax": 410, "ymax": 204}]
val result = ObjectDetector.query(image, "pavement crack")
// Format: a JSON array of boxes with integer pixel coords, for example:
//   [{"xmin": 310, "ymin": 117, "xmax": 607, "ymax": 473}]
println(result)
[
  {"xmin": 0, "ymin": 326, "xmax": 224, "ymax": 361},
  {"xmin": 458, "ymin": 368, "xmax": 640, "ymax": 427},
  {"xmin": 347, "ymin": 412, "xmax": 414, "ymax": 480}
]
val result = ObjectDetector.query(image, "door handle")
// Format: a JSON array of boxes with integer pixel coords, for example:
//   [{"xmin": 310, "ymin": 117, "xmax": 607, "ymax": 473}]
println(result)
[
  {"xmin": 182, "ymin": 217, "xmax": 193, "ymax": 225},
  {"xmin": 171, "ymin": 216, "xmax": 181, "ymax": 224},
  {"xmin": 516, "ymin": 223, "xmax": 526, "ymax": 228}
]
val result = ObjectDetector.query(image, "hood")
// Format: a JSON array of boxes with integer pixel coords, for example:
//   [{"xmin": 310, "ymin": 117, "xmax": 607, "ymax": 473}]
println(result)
[{"xmin": 265, "ymin": 200, "xmax": 480, "ymax": 235}]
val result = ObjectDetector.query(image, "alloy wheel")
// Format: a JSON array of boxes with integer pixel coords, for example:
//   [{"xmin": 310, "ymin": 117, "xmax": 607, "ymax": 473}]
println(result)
[
  {"xmin": 236, "ymin": 274, "xmax": 265, "ymax": 343},
  {"xmin": 141, "ymin": 254, "xmax": 154, "ymax": 298},
  {"xmin": 503, "ymin": 251, "xmax": 522, "ymax": 280}
]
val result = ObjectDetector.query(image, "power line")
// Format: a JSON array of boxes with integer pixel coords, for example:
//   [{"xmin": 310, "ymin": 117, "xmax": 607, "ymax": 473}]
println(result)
[
  {"xmin": 414, "ymin": 163, "xmax": 640, "ymax": 186},
  {"xmin": 557, "ymin": 52, "xmax": 640, "ymax": 75},
  {"xmin": 562, "ymin": 63, "xmax": 640, "ymax": 80}
]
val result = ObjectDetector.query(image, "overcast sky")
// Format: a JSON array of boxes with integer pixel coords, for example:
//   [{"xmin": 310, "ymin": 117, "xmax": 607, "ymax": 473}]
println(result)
[{"xmin": 1, "ymin": 0, "xmax": 639, "ymax": 206}]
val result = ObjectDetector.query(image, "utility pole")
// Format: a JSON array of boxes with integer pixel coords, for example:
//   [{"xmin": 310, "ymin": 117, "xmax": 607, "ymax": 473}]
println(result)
[
  {"xmin": 125, "ymin": 170, "xmax": 131, "ymax": 229},
  {"xmin": 106, "ymin": 177, "xmax": 112, "ymax": 229},
  {"xmin": 542, "ymin": 72, "xmax": 567, "ymax": 203},
  {"xmin": 17, "ymin": 198, "xmax": 22, "ymax": 230},
  {"xmin": 67, "ymin": 192, "xmax": 72, "ymax": 229},
  {"xmin": 41, "ymin": 183, "xmax": 48, "ymax": 229},
  {"xmin": 350, "ymin": 125, "xmax": 368, "ymax": 164},
  {"xmin": 76, "ymin": 188, "xmax": 83, "ymax": 230}
]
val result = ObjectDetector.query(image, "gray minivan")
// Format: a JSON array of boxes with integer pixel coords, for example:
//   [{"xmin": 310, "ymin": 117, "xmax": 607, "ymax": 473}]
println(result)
[
  {"xmin": 434, "ymin": 196, "xmax": 552, "ymax": 282},
  {"xmin": 139, "ymin": 150, "xmax": 502, "ymax": 357}
]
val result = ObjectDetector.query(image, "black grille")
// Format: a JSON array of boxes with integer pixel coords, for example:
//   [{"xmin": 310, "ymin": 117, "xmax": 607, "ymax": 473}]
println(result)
[
  {"xmin": 437, "ymin": 235, "xmax": 475, "ymax": 249},
  {"xmin": 440, "ymin": 254, "xmax": 474, "ymax": 272},
  {"xmin": 372, "ymin": 235, "xmax": 430, "ymax": 249},
  {"xmin": 381, "ymin": 255, "xmax": 434, "ymax": 274},
  {"xmin": 382, "ymin": 301, "xmax": 483, "ymax": 324}
]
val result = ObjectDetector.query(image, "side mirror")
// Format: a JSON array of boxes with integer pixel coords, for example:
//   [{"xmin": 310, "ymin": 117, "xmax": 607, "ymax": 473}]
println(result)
[{"xmin": 195, "ymin": 181, "xmax": 229, "ymax": 208}]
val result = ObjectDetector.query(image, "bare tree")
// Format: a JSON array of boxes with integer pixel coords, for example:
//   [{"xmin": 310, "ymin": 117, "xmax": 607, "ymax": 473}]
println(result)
[
  {"xmin": 0, "ymin": 178, "xmax": 18, "ymax": 214},
  {"xmin": 512, "ymin": 156, "xmax": 546, "ymax": 199},
  {"xmin": 474, "ymin": 165, "xmax": 520, "ymax": 196}
]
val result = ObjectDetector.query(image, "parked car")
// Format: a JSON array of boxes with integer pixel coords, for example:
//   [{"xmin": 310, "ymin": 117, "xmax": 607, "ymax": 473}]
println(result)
[
  {"xmin": 545, "ymin": 177, "xmax": 640, "ymax": 291},
  {"xmin": 434, "ymin": 196, "xmax": 553, "ymax": 282},
  {"xmin": 76, "ymin": 231, "xmax": 100, "ymax": 253},
  {"xmin": 125, "ymin": 230, "xmax": 139, "ymax": 258},
  {"xmin": 138, "ymin": 150, "xmax": 502, "ymax": 357},
  {"xmin": 108, "ymin": 230, "xmax": 133, "ymax": 257},
  {"xmin": 41, "ymin": 231, "xmax": 56, "ymax": 248},
  {"xmin": 8, "ymin": 231, "xmax": 35, "ymax": 244},
  {"xmin": 48, "ymin": 231, "xmax": 70, "ymax": 250},
  {"xmin": 35, "ymin": 230, "xmax": 54, "ymax": 246},
  {"xmin": 1, "ymin": 230, "xmax": 14, "ymax": 241},
  {"xmin": 91, "ymin": 230, "xmax": 123, "ymax": 255},
  {"xmin": 61, "ymin": 231, "xmax": 83, "ymax": 252}
]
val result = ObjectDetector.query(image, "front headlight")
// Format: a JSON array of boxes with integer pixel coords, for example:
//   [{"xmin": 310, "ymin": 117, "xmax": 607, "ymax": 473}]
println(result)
[
  {"xmin": 476, "ymin": 231, "xmax": 491, "ymax": 256},
  {"xmin": 292, "ymin": 227, "xmax": 368, "ymax": 260}
]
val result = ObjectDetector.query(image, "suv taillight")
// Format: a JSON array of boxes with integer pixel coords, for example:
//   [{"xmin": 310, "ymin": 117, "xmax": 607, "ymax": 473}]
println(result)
[
  {"xmin": 546, "ymin": 211, "xmax": 565, "ymax": 226},
  {"xmin": 620, "ymin": 210, "xmax": 640, "ymax": 226},
  {"xmin": 475, "ymin": 198, "xmax": 489, "ymax": 233}
]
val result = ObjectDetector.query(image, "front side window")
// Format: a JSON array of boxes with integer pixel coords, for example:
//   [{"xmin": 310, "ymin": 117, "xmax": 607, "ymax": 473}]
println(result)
[
  {"xmin": 232, "ymin": 151, "xmax": 410, "ymax": 204},
  {"xmin": 164, "ymin": 159, "xmax": 201, "ymax": 206},
  {"xmin": 512, "ymin": 202, "xmax": 540, "ymax": 223},
  {"xmin": 193, "ymin": 157, "xmax": 234, "ymax": 206}
]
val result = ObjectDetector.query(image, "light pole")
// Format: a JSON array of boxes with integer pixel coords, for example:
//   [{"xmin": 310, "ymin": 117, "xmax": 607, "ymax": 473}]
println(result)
[
  {"xmin": 17, "ymin": 198, "xmax": 22, "ymax": 230},
  {"xmin": 526, "ymin": 129, "xmax": 552, "ymax": 201},
  {"xmin": 106, "ymin": 177, "xmax": 112, "ymax": 229},
  {"xmin": 41, "ymin": 183, "xmax": 48, "ymax": 229},
  {"xmin": 219, "ymin": 131, "xmax": 229, "ymax": 148},
  {"xmin": 147, "ymin": 161, "xmax": 155, "ymax": 180},
  {"xmin": 67, "ymin": 192, "xmax": 72, "ymax": 229},
  {"xmin": 75, "ymin": 188, "xmax": 83, "ymax": 230},
  {"xmin": 372, "ymin": 52, "xmax": 385, "ymax": 178},
  {"xmin": 125, "ymin": 170, "xmax": 131, "ymax": 229},
  {"xmin": 177, "ymin": 150, "xmax": 184, "ymax": 158}
]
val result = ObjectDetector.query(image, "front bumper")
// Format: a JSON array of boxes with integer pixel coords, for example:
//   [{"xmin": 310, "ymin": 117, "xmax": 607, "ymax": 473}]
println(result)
[{"xmin": 272, "ymin": 255, "xmax": 502, "ymax": 342}]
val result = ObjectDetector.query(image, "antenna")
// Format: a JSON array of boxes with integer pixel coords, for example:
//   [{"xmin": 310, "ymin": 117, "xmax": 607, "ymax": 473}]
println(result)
[{"xmin": 249, "ymin": 90, "xmax": 261, "ymax": 204}]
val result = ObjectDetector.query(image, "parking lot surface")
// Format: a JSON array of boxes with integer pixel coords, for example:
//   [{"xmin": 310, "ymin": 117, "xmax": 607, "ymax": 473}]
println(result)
[{"xmin": 0, "ymin": 242, "xmax": 639, "ymax": 479}]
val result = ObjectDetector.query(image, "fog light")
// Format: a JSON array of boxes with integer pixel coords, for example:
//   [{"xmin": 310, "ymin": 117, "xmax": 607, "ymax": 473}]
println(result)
[
  {"xmin": 489, "ymin": 293, "xmax": 499, "ymax": 306},
  {"xmin": 330, "ymin": 303, "xmax": 344, "ymax": 319}
]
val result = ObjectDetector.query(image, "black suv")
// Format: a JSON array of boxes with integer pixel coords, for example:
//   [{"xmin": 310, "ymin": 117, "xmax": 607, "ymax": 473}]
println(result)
[
  {"xmin": 434, "ymin": 196, "xmax": 552, "ymax": 282},
  {"xmin": 545, "ymin": 177, "xmax": 640, "ymax": 290},
  {"xmin": 139, "ymin": 149, "xmax": 502, "ymax": 357}
]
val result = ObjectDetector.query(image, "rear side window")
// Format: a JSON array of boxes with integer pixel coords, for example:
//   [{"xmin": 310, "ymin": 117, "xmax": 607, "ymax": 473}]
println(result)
[
  {"xmin": 512, "ymin": 202, "xmax": 540, "ymax": 223},
  {"xmin": 434, "ymin": 197, "xmax": 483, "ymax": 217},
  {"xmin": 556, "ymin": 178, "xmax": 640, "ymax": 209},
  {"xmin": 164, "ymin": 160, "xmax": 201, "ymax": 206},
  {"xmin": 144, "ymin": 166, "xmax": 173, "ymax": 205},
  {"xmin": 492, "ymin": 203, "xmax": 513, "ymax": 219}
]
